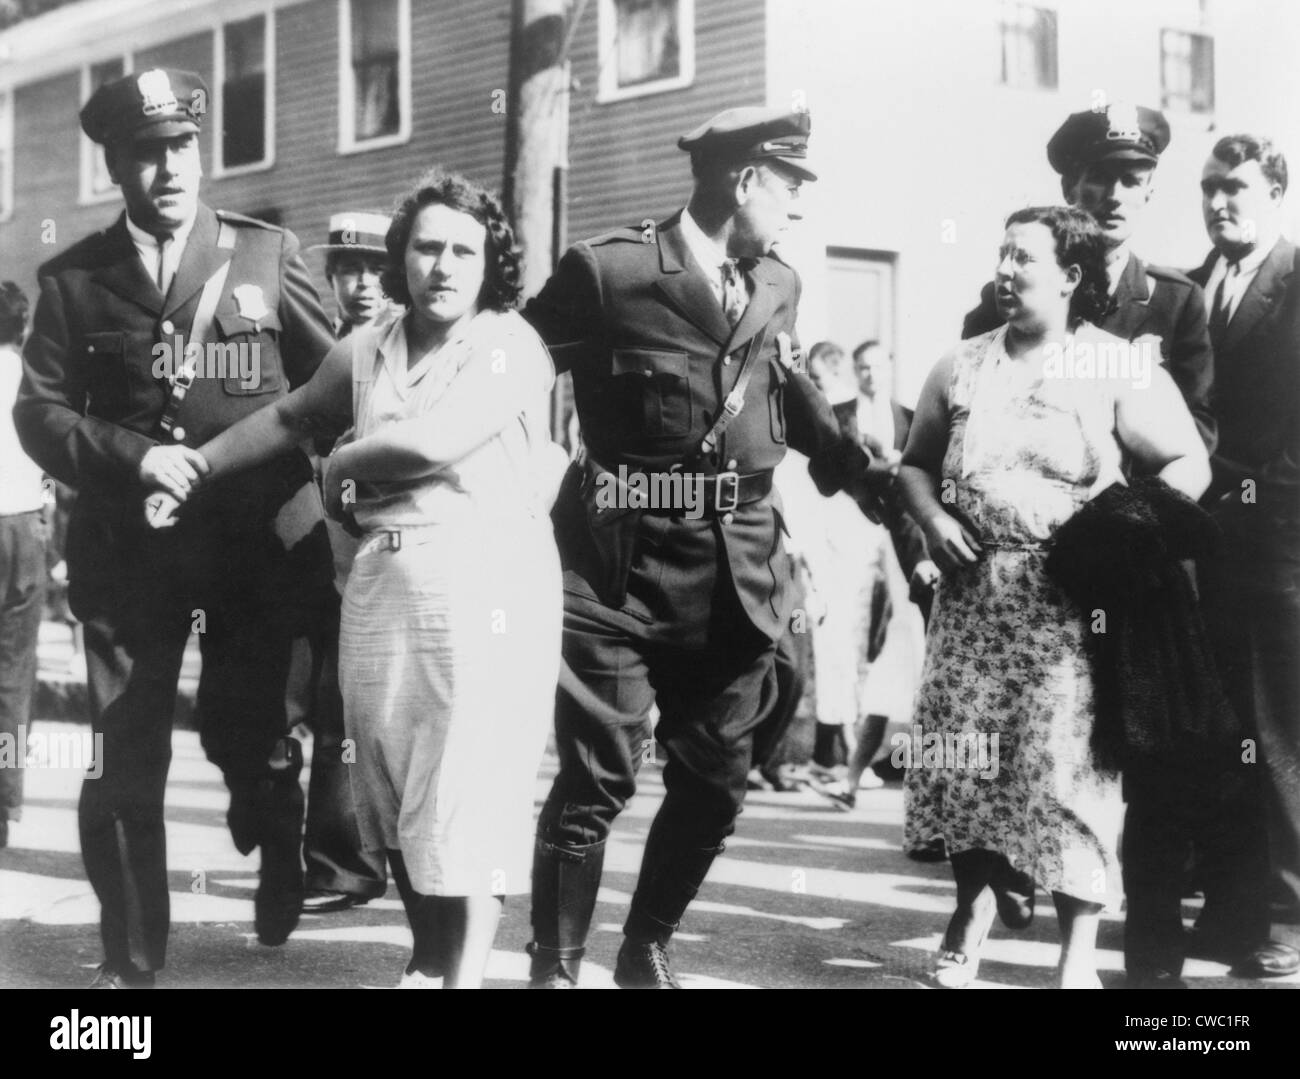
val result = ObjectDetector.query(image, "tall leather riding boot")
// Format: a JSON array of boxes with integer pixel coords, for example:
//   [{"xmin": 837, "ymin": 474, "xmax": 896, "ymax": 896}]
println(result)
[
  {"xmin": 227, "ymin": 737, "xmax": 305, "ymax": 946},
  {"xmin": 624, "ymin": 815, "xmax": 725, "ymax": 947},
  {"xmin": 527, "ymin": 838, "xmax": 605, "ymax": 988}
]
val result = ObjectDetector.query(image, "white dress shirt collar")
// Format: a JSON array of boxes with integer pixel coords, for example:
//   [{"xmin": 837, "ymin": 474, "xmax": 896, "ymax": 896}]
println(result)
[
  {"xmin": 679, "ymin": 208, "xmax": 732, "ymax": 302},
  {"xmin": 125, "ymin": 210, "xmax": 197, "ymax": 295},
  {"xmin": 1206, "ymin": 236, "xmax": 1281, "ymax": 321}
]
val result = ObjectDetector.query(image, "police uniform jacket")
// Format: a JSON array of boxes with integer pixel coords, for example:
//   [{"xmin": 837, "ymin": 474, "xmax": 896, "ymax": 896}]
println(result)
[
  {"xmin": 15, "ymin": 203, "xmax": 335, "ymax": 613},
  {"xmin": 1190, "ymin": 238, "xmax": 1300, "ymax": 554},
  {"xmin": 962, "ymin": 252, "xmax": 1217, "ymax": 452},
  {"xmin": 525, "ymin": 210, "xmax": 872, "ymax": 647}
]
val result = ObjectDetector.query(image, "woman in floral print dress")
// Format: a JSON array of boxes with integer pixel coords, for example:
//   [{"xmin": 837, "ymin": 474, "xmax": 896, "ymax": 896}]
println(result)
[{"xmin": 897, "ymin": 206, "xmax": 1210, "ymax": 988}]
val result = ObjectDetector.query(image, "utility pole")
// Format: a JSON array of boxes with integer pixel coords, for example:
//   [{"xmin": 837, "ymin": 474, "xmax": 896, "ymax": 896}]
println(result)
[{"xmin": 503, "ymin": 0, "xmax": 570, "ymax": 301}]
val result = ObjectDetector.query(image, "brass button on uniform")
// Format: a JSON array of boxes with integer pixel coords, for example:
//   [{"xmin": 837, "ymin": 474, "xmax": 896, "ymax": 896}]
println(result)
[
  {"xmin": 722, "ymin": 512, "xmax": 735, "ymax": 526},
  {"xmin": 727, "ymin": 459, "xmax": 738, "ymax": 469},
  {"xmin": 172, "ymin": 427, "xmax": 186, "ymax": 442},
  {"xmin": 161, "ymin": 319, "xmax": 175, "ymax": 334}
]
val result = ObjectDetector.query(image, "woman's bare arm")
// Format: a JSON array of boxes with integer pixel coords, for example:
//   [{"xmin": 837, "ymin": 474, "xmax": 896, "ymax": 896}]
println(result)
[
  {"xmin": 199, "ymin": 338, "xmax": 355, "ymax": 482},
  {"xmin": 1115, "ymin": 365, "xmax": 1211, "ymax": 501}
]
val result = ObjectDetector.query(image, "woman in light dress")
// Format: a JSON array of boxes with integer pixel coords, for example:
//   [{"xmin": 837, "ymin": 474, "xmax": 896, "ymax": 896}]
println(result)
[
  {"xmin": 899, "ymin": 205, "xmax": 1208, "ymax": 988},
  {"xmin": 181, "ymin": 171, "xmax": 562, "ymax": 988}
]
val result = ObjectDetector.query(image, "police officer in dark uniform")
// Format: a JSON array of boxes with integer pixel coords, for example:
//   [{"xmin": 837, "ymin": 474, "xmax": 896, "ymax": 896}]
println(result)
[
  {"xmin": 14, "ymin": 69, "xmax": 336, "ymax": 986},
  {"xmin": 523, "ymin": 107, "xmax": 878, "ymax": 988},
  {"xmin": 963, "ymin": 102, "xmax": 1217, "ymax": 451}
]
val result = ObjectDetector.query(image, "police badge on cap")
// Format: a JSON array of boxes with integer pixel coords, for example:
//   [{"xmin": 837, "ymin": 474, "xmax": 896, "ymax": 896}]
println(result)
[
  {"xmin": 80, "ymin": 68, "xmax": 208, "ymax": 146},
  {"xmin": 1046, "ymin": 103, "xmax": 1171, "ymax": 177}
]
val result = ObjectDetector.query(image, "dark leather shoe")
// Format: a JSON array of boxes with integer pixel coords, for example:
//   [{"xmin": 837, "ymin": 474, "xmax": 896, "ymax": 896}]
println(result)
[
  {"xmin": 614, "ymin": 940, "xmax": 680, "ymax": 989},
  {"xmin": 301, "ymin": 889, "xmax": 366, "ymax": 914},
  {"xmin": 1232, "ymin": 940, "xmax": 1300, "ymax": 978},
  {"xmin": 87, "ymin": 964, "xmax": 155, "ymax": 989},
  {"xmin": 526, "ymin": 942, "xmax": 581, "ymax": 988}
]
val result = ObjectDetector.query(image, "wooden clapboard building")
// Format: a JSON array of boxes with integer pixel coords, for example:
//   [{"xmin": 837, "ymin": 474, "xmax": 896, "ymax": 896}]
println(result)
[{"xmin": 0, "ymin": 0, "xmax": 762, "ymax": 322}]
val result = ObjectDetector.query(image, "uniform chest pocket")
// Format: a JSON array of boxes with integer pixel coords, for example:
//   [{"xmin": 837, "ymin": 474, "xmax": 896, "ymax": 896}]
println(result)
[
  {"xmin": 611, "ymin": 348, "xmax": 692, "ymax": 438},
  {"xmin": 214, "ymin": 310, "xmax": 285, "ymax": 396},
  {"xmin": 83, "ymin": 331, "xmax": 130, "ymax": 411},
  {"xmin": 768, "ymin": 360, "xmax": 788, "ymax": 444}
]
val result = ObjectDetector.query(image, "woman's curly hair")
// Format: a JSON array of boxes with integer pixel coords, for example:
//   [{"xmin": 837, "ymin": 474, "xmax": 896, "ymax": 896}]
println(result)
[
  {"xmin": 382, "ymin": 170, "xmax": 523, "ymax": 312},
  {"xmin": 1004, "ymin": 205, "xmax": 1109, "ymax": 327}
]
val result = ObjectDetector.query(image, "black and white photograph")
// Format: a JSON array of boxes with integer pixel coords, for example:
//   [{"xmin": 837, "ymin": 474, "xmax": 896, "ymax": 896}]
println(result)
[{"xmin": 0, "ymin": 0, "xmax": 1297, "ymax": 1028}]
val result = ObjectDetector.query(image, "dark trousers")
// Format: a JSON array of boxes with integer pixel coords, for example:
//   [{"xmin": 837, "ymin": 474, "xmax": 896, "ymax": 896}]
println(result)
[
  {"xmin": 298, "ymin": 630, "xmax": 386, "ymax": 898},
  {"xmin": 1200, "ymin": 539, "xmax": 1300, "ymax": 948},
  {"xmin": 0, "ymin": 510, "xmax": 46, "ymax": 824},
  {"xmin": 71, "ymin": 498, "xmax": 317, "ymax": 974},
  {"xmin": 1122, "ymin": 761, "xmax": 1267, "ymax": 976},
  {"xmin": 536, "ymin": 581, "xmax": 777, "ymax": 943},
  {"xmin": 752, "ymin": 631, "xmax": 803, "ymax": 773}
]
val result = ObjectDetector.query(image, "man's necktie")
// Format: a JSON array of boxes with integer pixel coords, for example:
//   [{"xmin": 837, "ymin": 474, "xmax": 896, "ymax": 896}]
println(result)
[
  {"xmin": 1208, "ymin": 259, "xmax": 1237, "ymax": 346},
  {"xmin": 154, "ymin": 234, "xmax": 171, "ymax": 297},
  {"xmin": 720, "ymin": 258, "xmax": 749, "ymax": 327}
]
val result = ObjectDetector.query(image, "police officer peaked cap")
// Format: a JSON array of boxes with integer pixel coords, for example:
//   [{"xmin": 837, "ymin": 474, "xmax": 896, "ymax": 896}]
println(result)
[
  {"xmin": 80, "ymin": 68, "xmax": 208, "ymax": 146},
  {"xmin": 1046, "ymin": 103, "xmax": 1171, "ymax": 177},
  {"xmin": 679, "ymin": 106, "xmax": 817, "ymax": 181}
]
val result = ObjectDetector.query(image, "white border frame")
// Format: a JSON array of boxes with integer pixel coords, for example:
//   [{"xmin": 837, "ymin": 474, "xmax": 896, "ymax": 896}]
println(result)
[
  {"xmin": 336, "ymin": 0, "xmax": 411, "ymax": 155},
  {"xmin": 597, "ymin": 0, "xmax": 695, "ymax": 104},
  {"xmin": 0, "ymin": 88, "xmax": 13, "ymax": 223},
  {"xmin": 77, "ymin": 55, "xmax": 132, "ymax": 207},
  {"xmin": 213, "ymin": 6, "xmax": 276, "ymax": 178}
]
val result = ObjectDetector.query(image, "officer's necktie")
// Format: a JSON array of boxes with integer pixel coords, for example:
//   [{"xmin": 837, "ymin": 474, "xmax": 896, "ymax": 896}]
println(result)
[
  {"xmin": 720, "ymin": 258, "xmax": 749, "ymax": 327},
  {"xmin": 1208, "ymin": 258, "xmax": 1237, "ymax": 347},
  {"xmin": 154, "ymin": 234, "xmax": 171, "ymax": 297}
]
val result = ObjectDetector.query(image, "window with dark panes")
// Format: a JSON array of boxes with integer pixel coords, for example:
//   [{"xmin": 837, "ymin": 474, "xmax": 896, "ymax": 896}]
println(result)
[
  {"xmin": 88, "ymin": 57, "xmax": 125, "ymax": 195},
  {"xmin": 1161, "ymin": 30, "xmax": 1214, "ymax": 114},
  {"xmin": 222, "ymin": 15, "xmax": 267, "ymax": 167},
  {"xmin": 615, "ymin": 0, "xmax": 681, "ymax": 89},
  {"xmin": 999, "ymin": 4, "xmax": 1057, "ymax": 91},
  {"xmin": 352, "ymin": 0, "xmax": 401, "ymax": 140}
]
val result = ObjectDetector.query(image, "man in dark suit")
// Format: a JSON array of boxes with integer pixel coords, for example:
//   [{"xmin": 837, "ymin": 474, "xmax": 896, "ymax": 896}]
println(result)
[
  {"xmin": 14, "ymin": 69, "xmax": 336, "ymax": 986},
  {"xmin": 523, "ymin": 107, "xmax": 877, "ymax": 988},
  {"xmin": 963, "ymin": 103, "xmax": 1216, "ymax": 452},
  {"xmin": 838, "ymin": 340, "xmax": 934, "ymax": 617},
  {"xmin": 1190, "ymin": 133, "xmax": 1300, "ymax": 979}
]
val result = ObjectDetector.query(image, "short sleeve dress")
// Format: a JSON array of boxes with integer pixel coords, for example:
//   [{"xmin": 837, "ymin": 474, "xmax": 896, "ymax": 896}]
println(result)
[
  {"xmin": 337, "ymin": 309, "xmax": 562, "ymax": 897},
  {"xmin": 903, "ymin": 324, "xmax": 1126, "ymax": 906}
]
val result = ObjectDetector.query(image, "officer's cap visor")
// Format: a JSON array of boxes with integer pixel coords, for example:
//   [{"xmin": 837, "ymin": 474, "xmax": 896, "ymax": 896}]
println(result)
[{"xmin": 763, "ymin": 154, "xmax": 818, "ymax": 182}]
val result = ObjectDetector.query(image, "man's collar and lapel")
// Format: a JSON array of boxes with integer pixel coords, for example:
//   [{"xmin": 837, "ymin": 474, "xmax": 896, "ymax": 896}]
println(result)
[
  {"xmin": 91, "ymin": 215, "xmax": 163, "ymax": 316},
  {"xmin": 1220, "ymin": 237, "xmax": 1295, "ymax": 354},
  {"xmin": 1103, "ymin": 252, "xmax": 1156, "ymax": 340},
  {"xmin": 654, "ymin": 209, "xmax": 783, "ymax": 353},
  {"xmin": 655, "ymin": 211, "xmax": 733, "ymax": 346},
  {"xmin": 162, "ymin": 204, "xmax": 232, "ymax": 321}
]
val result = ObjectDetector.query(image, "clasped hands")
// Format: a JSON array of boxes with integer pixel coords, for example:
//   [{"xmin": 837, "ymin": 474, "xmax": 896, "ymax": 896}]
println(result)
[{"xmin": 140, "ymin": 445, "xmax": 208, "ymax": 529}]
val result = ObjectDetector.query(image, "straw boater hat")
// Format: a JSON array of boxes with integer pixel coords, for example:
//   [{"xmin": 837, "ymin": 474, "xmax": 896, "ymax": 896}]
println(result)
[{"xmin": 308, "ymin": 211, "xmax": 391, "ymax": 256}]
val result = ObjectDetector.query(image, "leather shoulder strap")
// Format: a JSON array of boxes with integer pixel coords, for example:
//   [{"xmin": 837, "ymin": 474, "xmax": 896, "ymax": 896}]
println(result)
[{"xmin": 158, "ymin": 219, "xmax": 237, "ymax": 437}]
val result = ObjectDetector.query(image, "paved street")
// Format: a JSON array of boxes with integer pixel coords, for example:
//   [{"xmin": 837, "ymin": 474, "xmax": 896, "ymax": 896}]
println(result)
[{"xmin": 3, "ymin": 719, "xmax": 1293, "ymax": 991}]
